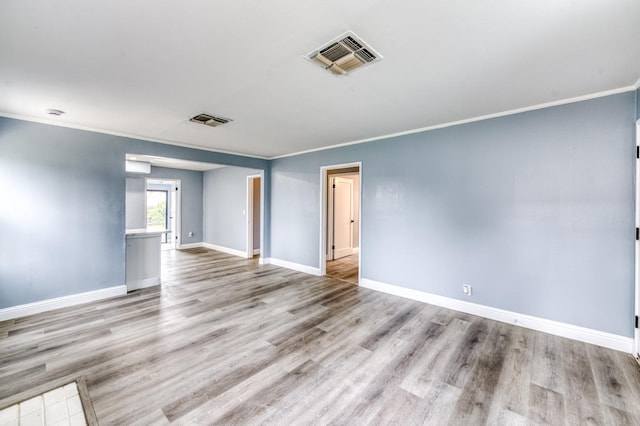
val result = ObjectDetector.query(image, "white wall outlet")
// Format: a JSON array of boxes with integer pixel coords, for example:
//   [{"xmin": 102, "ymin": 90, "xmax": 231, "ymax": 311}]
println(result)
[
  {"xmin": 463, "ymin": 284, "xmax": 472, "ymax": 296},
  {"xmin": 188, "ymin": 232, "xmax": 193, "ymax": 237}
]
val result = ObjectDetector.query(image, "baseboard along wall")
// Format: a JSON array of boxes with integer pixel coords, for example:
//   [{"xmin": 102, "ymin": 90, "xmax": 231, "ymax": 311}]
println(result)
[
  {"xmin": 202, "ymin": 242, "xmax": 250, "ymax": 258},
  {"xmin": 260, "ymin": 258, "xmax": 321, "ymax": 276},
  {"xmin": 2, "ymin": 254, "xmax": 631, "ymax": 353},
  {"xmin": 0, "ymin": 285, "xmax": 127, "ymax": 321},
  {"xmin": 359, "ymin": 278, "xmax": 632, "ymax": 353}
]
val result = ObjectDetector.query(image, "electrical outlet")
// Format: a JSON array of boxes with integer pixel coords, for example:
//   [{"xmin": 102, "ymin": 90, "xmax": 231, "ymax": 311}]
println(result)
[
  {"xmin": 463, "ymin": 284, "xmax": 472, "ymax": 296},
  {"xmin": 188, "ymin": 232, "xmax": 193, "ymax": 237}
]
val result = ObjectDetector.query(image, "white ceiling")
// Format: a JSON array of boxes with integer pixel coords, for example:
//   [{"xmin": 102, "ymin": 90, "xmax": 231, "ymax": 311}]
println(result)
[{"xmin": 1, "ymin": 1, "xmax": 639, "ymax": 158}]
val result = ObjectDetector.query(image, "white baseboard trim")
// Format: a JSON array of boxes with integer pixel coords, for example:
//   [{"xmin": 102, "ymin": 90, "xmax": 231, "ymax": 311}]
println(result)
[
  {"xmin": 359, "ymin": 278, "xmax": 633, "ymax": 353},
  {"xmin": 260, "ymin": 258, "xmax": 321, "ymax": 276},
  {"xmin": 0, "ymin": 285, "xmax": 127, "ymax": 321},
  {"xmin": 253, "ymin": 249, "xmax": 261, "ymax": 255},
  {"xmin": 202, "ymin": 242, "xmax": 249, "ymax": 258},
  {"xmin": 352, "ymin": 247, "xmax": 360, "ymax": 254},
  {"xmin": 126, "ymin": 277, "xmax": 160, "ymax": 292},
  {"xmin": 178, "ymin": 242, "xmax": 203, "ymax": 249}
]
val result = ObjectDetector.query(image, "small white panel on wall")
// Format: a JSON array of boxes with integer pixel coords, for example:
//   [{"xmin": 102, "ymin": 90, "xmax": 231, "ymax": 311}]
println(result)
[{"xmin": 125, "ymin": 160, "xmax": 151, "ymax": 174}]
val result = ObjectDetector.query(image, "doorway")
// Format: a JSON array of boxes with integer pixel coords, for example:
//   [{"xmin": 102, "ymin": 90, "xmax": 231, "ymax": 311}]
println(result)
[
  {"xmin": 320, "ymin": 163, "xmax": 361, "ymax": 284},
  {"xmin": 146, "ymin": 178, "xmax": 181, "ymax": 250},
  {"xmin": 246, "ymin": 175, "xmax": 262, "ymax": 258}
]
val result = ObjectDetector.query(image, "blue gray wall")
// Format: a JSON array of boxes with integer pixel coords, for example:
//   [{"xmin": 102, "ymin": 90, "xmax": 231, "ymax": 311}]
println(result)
[
  {"xmin": 0, "ymin": 120, "xmax": 125, "ymax": 308},
  {"xmin": 0, "ymin": 117, "xmax": 267, "ymax": 309},
  {"xmin": 270, "ymin": 92, "xmax": 636, "ymax": 337},
  {"xmin": 125, "ymin": 177, "xmax": 146, "ymax": 229},
  {"xmin": 1, "ymin": 91, "xmax": 636, "ymax": 337},
  {"xmin": 203, "ymin": 166, "xmax": 261, "ymax": 252}
]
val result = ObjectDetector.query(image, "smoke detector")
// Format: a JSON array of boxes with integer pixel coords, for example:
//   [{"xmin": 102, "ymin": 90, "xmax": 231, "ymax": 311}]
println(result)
[
  {"xmin": 189, "ymin": 113, "xmax": 233, "ymax": 127},
  {"xmin": 306, "ymin": 31, "xmax": 382, "ymax": 75}
]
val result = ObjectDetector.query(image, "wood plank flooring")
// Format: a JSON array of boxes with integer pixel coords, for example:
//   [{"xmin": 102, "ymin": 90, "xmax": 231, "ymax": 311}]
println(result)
[
  {"xmin": 326, "ymin": 253, "xmax": 358, "ymax": 284},
  {"xmin": 1, "ymin": 248, "xmax": 640, "ymax": 425}
]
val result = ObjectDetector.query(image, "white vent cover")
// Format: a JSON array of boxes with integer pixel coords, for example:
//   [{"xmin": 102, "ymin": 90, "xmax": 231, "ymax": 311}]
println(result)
[
  {"xmin": 306, "ymin": 31, "xmax": 382, "ymax": 75},
  {"xmin": 190, "ymin": 113, "xmax": 233, "ymax": 127}
]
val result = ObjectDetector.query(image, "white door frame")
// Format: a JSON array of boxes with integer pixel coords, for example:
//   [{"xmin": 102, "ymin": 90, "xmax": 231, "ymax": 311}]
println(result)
[
  {"xmin": 327, "ymin": 176, "xmax": 355, "ymax": 260},
  {"xmin": 635, "ymin": 119, "xmax": 640, "ymax": 359},
  {"xmin": 319, "ymin": 162, "xmax": 362, "ymax": 282},
  {"xmin": 145, "ymin": 178, "xmax": 181, "ymax": 249},
  {"xmin": 246, "ymin": 173, "xmax": 264, "ymax": 259}
]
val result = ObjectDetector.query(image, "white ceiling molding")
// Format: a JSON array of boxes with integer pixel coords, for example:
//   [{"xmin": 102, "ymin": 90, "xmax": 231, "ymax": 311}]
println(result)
[
  {"xmin": 1, "ymin": 1, "xmax": 639, "ymax": 157},
  {"xmin": 0, "ymin": 110, "xmax": 269, "ymax": 160},
  {"xmin": 271, "ymin": 86, "xmax": 637, "ymax": 159}
]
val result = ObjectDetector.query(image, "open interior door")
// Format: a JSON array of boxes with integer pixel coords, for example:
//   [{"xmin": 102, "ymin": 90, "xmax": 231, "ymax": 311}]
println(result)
[{"xmin": 332, "ymin": 177, "xmax": 354, "ymax": 260}]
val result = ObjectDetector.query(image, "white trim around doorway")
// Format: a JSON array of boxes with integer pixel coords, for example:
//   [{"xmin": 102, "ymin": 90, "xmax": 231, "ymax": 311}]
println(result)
[
  {"xmin": 246, "ymin": 173, "xmax": 264, "ymax": 260},
  {"xmin": 145, "ymin": 178, "xmax": 181, "ymax": 249},
  {"xmin": 319, "ymin": 162, "xmax": 362, "ymax": 283}
]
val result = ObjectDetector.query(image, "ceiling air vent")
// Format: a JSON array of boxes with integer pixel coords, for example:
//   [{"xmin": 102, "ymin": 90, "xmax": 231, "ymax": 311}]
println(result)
[
  {"xmin": 189, "ymin": 113, "xmax": 233, "ymax": 127},
  {"xmin": 306, "ymin": 31, "xmax": 382, "ymax": 75}
]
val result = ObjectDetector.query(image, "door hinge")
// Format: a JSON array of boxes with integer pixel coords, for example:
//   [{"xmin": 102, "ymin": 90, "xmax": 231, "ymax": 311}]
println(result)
[
  {"xmin": 332, "ymin": 245, "xmax": 335, "ymax": 250},
  {"xmin": 332, "ymin": 184, "xmax": 336, "ymax": 189},
  {"xmin": 636, "ymin": 315, "xmax": 638, "ymax": 329},
  {"xmin": 636, "ymin": 228, "xmax": 639, "ymax": 241},
  {"xmin": 636, "ymin": 146, "xmax": 639, "ymax": 159}
]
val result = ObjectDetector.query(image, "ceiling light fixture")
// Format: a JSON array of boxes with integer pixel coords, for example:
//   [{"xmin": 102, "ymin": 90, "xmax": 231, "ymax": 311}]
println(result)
[{"xmin": 46, "ymin": 109, "xmax": 65, "ymax": 116}]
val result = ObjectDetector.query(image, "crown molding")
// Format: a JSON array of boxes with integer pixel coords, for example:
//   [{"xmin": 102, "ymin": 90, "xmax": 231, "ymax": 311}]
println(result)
[
  {"xmin": 0, "ymin": 111, "xmax": 269, "ymax": 160},
  {"xmin": 271, "ymin": 85, "xmax": 637, "ymax": 160}
]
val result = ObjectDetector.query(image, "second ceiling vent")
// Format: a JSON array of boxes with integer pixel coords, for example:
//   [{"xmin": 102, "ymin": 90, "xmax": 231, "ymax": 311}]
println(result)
[
  {"xmin": 306, "ymin": 31, "xmax": 382, "ymax": 75},
  {"xmin": 190, "ymin": 113, "xmax": 233, "ymax": 127}
]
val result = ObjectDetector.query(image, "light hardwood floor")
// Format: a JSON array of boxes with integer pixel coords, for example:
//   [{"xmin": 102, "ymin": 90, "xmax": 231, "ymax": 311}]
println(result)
[
  {"xmin": 1, "ymin": 248, "xmax": 640, "ymax": 425},
  {"xmin": 326, "ymin": 253, "xmax": 359, "ymax": 284}
]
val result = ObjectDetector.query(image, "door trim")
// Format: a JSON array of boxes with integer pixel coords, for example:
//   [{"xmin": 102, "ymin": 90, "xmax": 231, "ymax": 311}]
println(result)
[
  {"xmin": 635, "ymin": 119, "xmax": 640, "ymax": 359},
  {"xmin": 331, "ymin": 177, "xmax": 354, "ymax": 260},
  {"xmin": 145, "ymin": 178, "xmax": 181, "ymax": 249},
  {"xmin": 319, "ymin": 162, "xmax": 362, "ymax": 283},
  {"xmin": 246, "ymin": 173, "xmax": 264, "ymax": 260}
]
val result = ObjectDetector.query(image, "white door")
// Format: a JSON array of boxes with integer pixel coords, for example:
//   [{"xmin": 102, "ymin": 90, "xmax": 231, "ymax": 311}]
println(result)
[
  {"xmin": 635, "ymin": 120, "xmax": 640, "ymax": 359},
  {"xmin": 332, "ymin": 177, "xmax": 353, "ymax": 259},
  {"xmin": 169, "ymin": 184, "xmax": 178, "ymax": 249}
]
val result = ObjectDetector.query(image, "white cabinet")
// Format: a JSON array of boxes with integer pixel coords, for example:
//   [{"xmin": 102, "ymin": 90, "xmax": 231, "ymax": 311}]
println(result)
[{"xmin": 125, "ymin": 229, "xmax": 162, "ymax": 291}]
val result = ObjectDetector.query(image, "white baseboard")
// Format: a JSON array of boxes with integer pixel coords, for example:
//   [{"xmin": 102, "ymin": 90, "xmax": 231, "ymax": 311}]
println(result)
[
  {"xmin": 359, "ymin": 278, "xmax": 633, "ymax": 353},
  {"xmin": 352, "ymin": 247, "xmax": 360, "ymax": 254},
  {"xmin": 203, "ymin": 242, "xmax": 249, "ymax": 258},
  {"xmin": 178, "ymin": 242, "xmax": 203, "ymax": 249},
  {"xmin": 260, "ymin": 258, "xmax": 321, "ymax": 276},
  {"xmin": 0, "ymin": 285, "xmax": 127, "ymax": 321},
  {"xmin": 126, "ymin": 277, "xmax": 160, "ymax": 292},
  {"xmin": 253, "ymin": 249, "xmax": 261, "ymax": 255}
]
